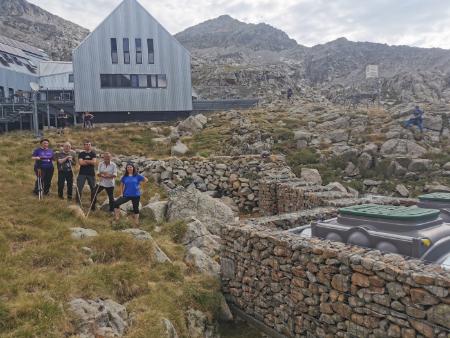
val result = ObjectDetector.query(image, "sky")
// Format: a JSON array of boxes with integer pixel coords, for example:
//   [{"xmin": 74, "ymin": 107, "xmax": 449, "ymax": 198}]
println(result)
[{"xmin": 27, "ymin": 0, "xmax": 450, "ymax": 49}]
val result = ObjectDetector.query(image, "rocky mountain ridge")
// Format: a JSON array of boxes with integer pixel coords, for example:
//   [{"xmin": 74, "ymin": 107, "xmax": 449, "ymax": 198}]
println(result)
[
  {"xmin": 1, "ymin": 0, "xmax": 450, "ymax": 105},
  {"xmin": 0, "ymin": 0, "xmax": 89, "ymax": 60},
  {"xmin": 177, "ymin": 16, "xmax": 450, "ymax": 104}
]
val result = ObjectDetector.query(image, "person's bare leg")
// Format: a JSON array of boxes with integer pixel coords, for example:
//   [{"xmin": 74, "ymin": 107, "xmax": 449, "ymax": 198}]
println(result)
[
  {"xmin": 133, "ymin": 214, "xmax": 139, "ymax": 227},
  {"xmin": 114, "ymin": 208, "xmax": 121, "ymax": 221}
]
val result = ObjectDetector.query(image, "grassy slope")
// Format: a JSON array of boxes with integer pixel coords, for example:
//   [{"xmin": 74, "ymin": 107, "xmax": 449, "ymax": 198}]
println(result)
[{"xmin": 0, "ymin": 128, "xmax": 262, "ymax": 337}]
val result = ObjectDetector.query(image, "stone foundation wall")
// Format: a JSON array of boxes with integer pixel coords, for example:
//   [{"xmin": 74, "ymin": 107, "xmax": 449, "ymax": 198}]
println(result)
[
  {"xmin": 116, "ymin": 155, "xmax": 295, "ymax": 213},
  {"xmin": 221, "ymin": 223, "xmax": 450, "ymax": 338},
  {"xmin": 259, "ymin": 179, "xmax": 357, "ymax": 216},
  {"xmin": 258, "ymin": 178, "xmax": 416, "ymax": 216}
]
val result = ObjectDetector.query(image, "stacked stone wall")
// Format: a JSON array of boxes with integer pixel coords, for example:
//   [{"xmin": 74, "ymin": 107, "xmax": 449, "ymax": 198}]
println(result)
[
  {"xmin": 221, "ymin": 224, "xmax": 450, "ymax": 338},
  {"xmin": 116, "ymin": 155, "xmax": 295, "ymax": 213}
]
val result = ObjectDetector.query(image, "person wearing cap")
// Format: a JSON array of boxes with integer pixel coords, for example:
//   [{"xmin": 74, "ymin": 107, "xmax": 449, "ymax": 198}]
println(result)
[
  {"xmin": 31, "ymin": 138, "xmax": 55, "ymax": 195},
  {"xmin": 93, "ymin": 152, "xmax": 117, "ymax": 213},
  {"xmin": 114, "ymin": 163, "xmax": 148, "ymax": 226},
  {"xmin": 77, "ymin": 140, "xmax": 97, "ymax": 209},
  {"xmin": 55, "ymin": 142, "xmax": 76, "ymax": 200}
]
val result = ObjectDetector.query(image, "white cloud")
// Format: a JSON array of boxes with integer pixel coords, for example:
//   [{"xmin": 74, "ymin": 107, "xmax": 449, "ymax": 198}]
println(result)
[{"xmin": 27, "ymin": 0, "xmax": 450, "ymax": 49}]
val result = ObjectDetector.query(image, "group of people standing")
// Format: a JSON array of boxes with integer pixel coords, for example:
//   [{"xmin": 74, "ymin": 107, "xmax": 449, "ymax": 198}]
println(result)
[{"xmin": 31, "ymin": 139, "xmax": 148, "ymax": 225}]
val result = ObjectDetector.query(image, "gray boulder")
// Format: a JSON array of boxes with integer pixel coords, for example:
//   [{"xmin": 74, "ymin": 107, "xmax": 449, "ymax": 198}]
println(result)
[
  {"xmin": 182, "ymin": 219, "xmax": 220, "ymax": 257},
  {"xmin": 186, "ymin": 308, "xmax": 216, "ymax": 338},
  {"xmin": 293, "ymin": 130, "xmax": 312, "ymax": 142},
  {"xmin": 408, "ymin": 159, "xmax": 433, "ymax": 172},
  {"xmin": 396, "ymin": 184, "xmax": 410, "ymax": 197},
  {"xmin": 326, "ymin": 182, "xmax": 348, "ymax": 193},
  {"xmin": 328, "ymin": 129, "xmax": 348, "ymax": 143},
  {"xmin": 387, "ymin": 160, "xmax": 408, "ymax": 177},
  {"xmin": 68, "ymin": 298, "xmax": 128, "ymax": 338},
  {"xmin": 166, "ymin": 186, "xmax": 235, "ymax": 235},
  {"xmin": 163, "ymin": 318, "xmax": 179, "ymax": 338},
  {"xmin": 70, "ymin": 227, "xmax": 98, "ymax": 240},
  {"xmin": 344, "ymin": 162, "xmax": 359, "ymax": 177},
  {"xmin": 363, "ymin": 143, "xmax": 379, "ymax": 155},
  {"xmin": 357, "ymin": 152, "xmax": 373, "ymax": 171},
  {"xmin": 300, "ymin": 168, "xmax": 322, "ymax": 185},
  {"xmin": 171, "ymin": 141, "xmax": 189, "ymax": 157},
  {"xmin": 121, "ymin": 229, "xmax": 171, "ymax": 263},
  {"xmin": 423, "ymin": 115, "xmax": 442, "ymax": 131},
  {"xmin": 177, "ymin": 115, "xmax": 207, "ymax": 136},
  {"xmin": 380, "ymin": 139, "xmax": 427, "ymax": 158},
  {"xmin": 185, "ymin": 247, "xmax": 220, "ymax": 276},
  {"xmin": 141, "ymin": 201, "xmax": 168, "ymax": 223}
]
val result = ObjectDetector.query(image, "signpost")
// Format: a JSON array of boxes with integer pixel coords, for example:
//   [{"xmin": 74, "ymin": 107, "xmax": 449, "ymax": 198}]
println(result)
[{"xmin": 366, "ymin": 65, "xmax": 379, "ymax": 79}]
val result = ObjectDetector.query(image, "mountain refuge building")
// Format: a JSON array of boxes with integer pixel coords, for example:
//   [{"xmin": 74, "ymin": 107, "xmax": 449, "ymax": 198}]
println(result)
[{"xmin": 0, "ymin": 0, "xmax": 192, "ymax": 123}]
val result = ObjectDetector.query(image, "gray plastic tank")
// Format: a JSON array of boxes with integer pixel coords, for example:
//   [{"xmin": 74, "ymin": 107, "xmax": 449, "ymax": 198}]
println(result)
[
  {"xmin": 418, "ymin": 193, "xmax": 450, "ymax": 222},
  {"xmin": 311, "ymin": 204, "xmax": 450, "ymax": 264}
]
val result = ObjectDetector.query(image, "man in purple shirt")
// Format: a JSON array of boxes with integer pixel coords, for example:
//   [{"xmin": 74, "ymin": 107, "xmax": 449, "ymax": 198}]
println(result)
[{"xmin": 31, "ymin": 138, "xmax": 54, "ymax": 196}]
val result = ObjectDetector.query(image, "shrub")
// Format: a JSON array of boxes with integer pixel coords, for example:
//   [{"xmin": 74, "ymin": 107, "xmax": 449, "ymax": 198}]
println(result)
[
  {"xmin": 164, "ymin": 221, "xmax": 188, "ymax": 244},
  {"xmin": 286, "ymin": 148, "xmax": 320, "ymax": 166}
]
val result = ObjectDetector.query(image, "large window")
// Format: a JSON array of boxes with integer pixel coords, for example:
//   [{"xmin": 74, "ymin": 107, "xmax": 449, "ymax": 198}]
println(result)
[
  {"xmin": 0, "ymin": 86, "xmax": 4, "ymax": 100},
  {"xmin": 100, "ymin": 74, "xmax": 167, "ymax": 89},
  {"xmin": 147, "ymin": 39, "xmax": 154, "ymax": 64},
  {"xmin": 123, "ymin": 38, "xmax": 130, "ymax": 64},
  {"xmin": 111, "ymin": 38, "xmax": 118, "ymax": 64},
  {"xmin": 8, "ymin": 88, "xmax": 14, "ymax": 98},
  {"xmin": 135, "ymin": 38, "xmax": 142, "ymax": 64}
]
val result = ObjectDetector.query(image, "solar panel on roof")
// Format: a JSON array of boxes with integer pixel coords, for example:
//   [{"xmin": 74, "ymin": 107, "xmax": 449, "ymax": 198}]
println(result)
[{"xmin": 0, "ymin": 56, "xmax": 9, "ymax": 67}]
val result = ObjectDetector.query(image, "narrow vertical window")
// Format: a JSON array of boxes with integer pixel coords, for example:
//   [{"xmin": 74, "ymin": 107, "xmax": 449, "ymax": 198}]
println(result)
[
  {"xmin": 123, "ymin": 38, "xmax": 130, "ymax": 64},
  {"xmin": 130, "ymin": 75, "xmax": 139, "ymax": 88},
  {"xmin": 68, "ymin": 74, "xmax": 74, "ymax": 83},
  {"xmin": 110, "ymin": 38, "xmax": 118, "ymax": 64},
  {"xmin": 147, "ymin": 39, "xmax": 154, "ymax": 64},
  {"xmin": 135, "ymin": 38, "xmax": 142, "ymax": 64}
]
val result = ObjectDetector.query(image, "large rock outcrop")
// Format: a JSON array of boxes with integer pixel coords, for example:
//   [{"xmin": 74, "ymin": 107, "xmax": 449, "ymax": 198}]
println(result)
[
  {"xmin": 68, "ymin": 298, "xmax": 128, "ymax": 337},
  {"xmin": 166, "ymin": 186, "xmax": 236, "ymax": 235}
]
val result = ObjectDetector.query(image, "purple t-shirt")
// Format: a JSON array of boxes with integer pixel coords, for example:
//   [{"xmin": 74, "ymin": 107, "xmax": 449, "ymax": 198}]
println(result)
[{"xmin": 32, "ymin": 148, "xmax": 54, "ymax": 169}]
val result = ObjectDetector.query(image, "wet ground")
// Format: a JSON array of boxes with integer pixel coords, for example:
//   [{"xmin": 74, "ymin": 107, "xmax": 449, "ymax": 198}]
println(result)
[{"xmin": 219, "ymin": 320, "xmax": 266, "ymax": 338}]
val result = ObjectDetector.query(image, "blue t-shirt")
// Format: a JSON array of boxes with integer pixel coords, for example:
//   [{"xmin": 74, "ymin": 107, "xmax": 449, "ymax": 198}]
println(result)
[
  {"xmin": 32, "ymin": 148, "xmax": 54, "ymax": 169},
  {"xmin": 121, "ymin": 174, "xmax": 145, "ymax": 197}
]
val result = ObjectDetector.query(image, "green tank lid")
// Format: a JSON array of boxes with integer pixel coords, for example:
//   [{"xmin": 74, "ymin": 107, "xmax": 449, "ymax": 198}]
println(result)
[
  {"xmin": 339, "ymin": 204, "xmax": 440, "ymax": 221},
  {"xmin": 419, "ymin": 193, "xmax": 450, "ymax": 202}
]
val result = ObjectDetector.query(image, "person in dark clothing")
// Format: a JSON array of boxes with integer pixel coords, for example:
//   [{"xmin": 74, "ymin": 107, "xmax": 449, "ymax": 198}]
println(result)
[
  {"xmin": 57, "ymin": 109, "xmax": 68, "ymax": 135},
  {"xmin": 403, "ymin": 106, "xmax": 424, "ymax": 133},
  {"xmin": 77, "ymin": 140, "xmax": 97, "ymax": 209},
  {"xmin": 287, "ymin": 88, "xmax": 293, "ymax": 102},
  {"xmin": 31, "ymin": 139, "xmax": 54, "ymax": 196},
  {"xmin": 56, "ymin": 142, "xmax": 76, "ymax": 200},
  {"xmin": 114, "ymin": 163, "xmax": 148, "ymax": 226},
  {"xmin": 93, "ymin": 152, "xmax": 117, "ymax": 213}
]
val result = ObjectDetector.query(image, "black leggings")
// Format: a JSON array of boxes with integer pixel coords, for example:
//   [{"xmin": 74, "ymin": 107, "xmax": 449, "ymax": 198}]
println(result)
[{"xmin": 114, "ymin": 196, "xmax": 140, "ymax": 214}]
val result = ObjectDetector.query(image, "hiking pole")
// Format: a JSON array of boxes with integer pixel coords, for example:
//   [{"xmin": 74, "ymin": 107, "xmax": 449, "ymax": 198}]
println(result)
[
  {"xmin": 68, "ymin": 159, "xmax": 85, "ymax": 215},
  {"xmin": 37, "ymin": 168, "xmax": 43, "ymax": 200},
  {"xmin": 85, "ymin": 184, "xmax": 100, "ymax": 219}
]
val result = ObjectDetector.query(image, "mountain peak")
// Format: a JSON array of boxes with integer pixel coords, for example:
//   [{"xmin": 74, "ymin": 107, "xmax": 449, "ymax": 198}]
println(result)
[{"xmin": 176, "ymin": 15, "xmax": 298, "ymax": 52}]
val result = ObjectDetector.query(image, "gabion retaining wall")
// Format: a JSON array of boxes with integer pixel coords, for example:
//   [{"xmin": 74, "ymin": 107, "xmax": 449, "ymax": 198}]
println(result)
[{"xmin": 221, "ymin": 223, "xmax": 450, "ymax": 338}]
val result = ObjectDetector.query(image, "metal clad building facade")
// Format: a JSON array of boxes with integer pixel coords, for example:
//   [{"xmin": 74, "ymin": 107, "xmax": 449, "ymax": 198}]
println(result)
[
  {"xmin": 39, "ymin": 62, "xmax": 74, "ymax": 91},
  {"xmin": 73, "ymin": 0, "xmax": 192, "ymax": 121},
  {"xmin": 0, "ymin": 39, "xmax": 48, "ymax": 101}
]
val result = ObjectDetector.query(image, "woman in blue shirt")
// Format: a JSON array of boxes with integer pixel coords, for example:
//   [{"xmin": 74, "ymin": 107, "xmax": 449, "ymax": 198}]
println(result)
[{"xmin": 114, "ymin": 163, "xmax": 148, "ymax": 226}]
